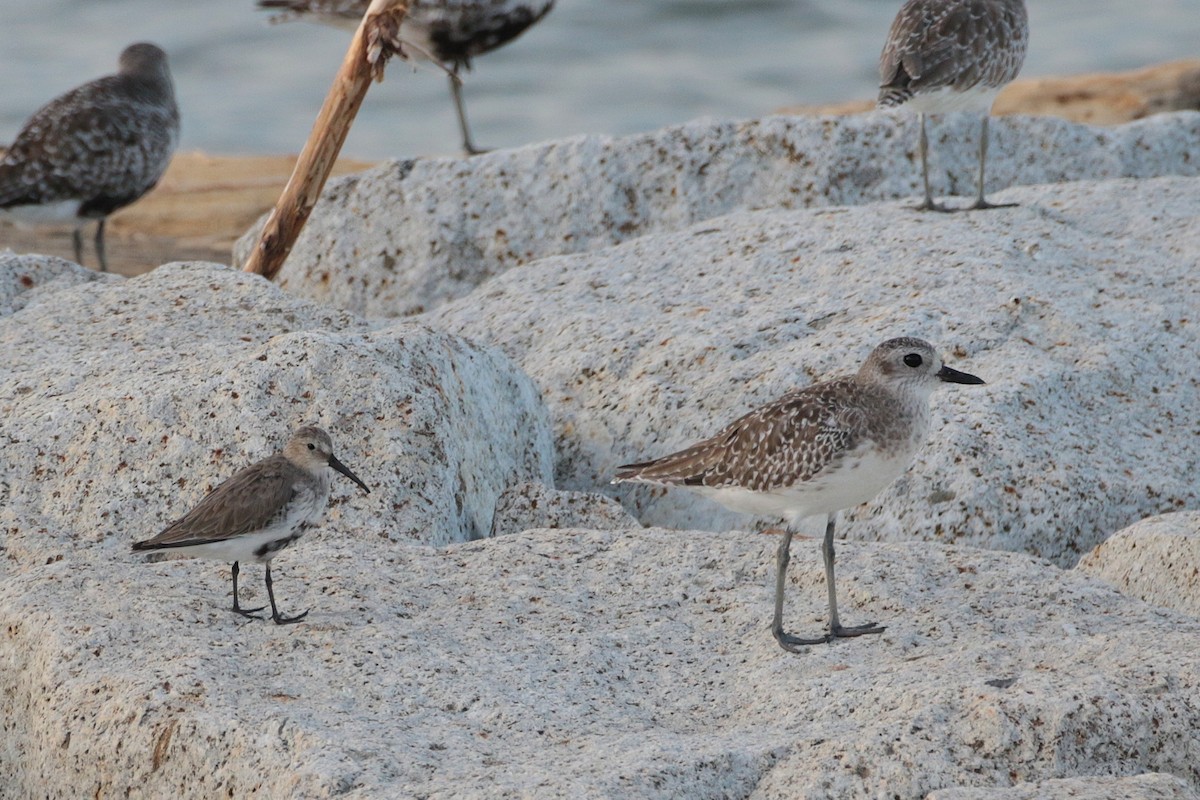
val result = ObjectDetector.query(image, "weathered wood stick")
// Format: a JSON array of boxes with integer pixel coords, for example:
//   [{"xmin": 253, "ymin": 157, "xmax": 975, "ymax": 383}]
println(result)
[{"xmin": 243, "ymin": 0, "xmax": 409, "ymax": 281}]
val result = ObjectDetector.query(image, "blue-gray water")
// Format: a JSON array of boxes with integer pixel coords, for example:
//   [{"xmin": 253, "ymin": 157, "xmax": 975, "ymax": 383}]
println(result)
[{"xmin": 1, "ymin": 0, "xmax": 1197, "ymax": 160}]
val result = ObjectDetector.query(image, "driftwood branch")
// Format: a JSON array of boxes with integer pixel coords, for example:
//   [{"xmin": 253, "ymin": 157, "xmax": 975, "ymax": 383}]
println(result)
[{"xmin": 242, "ymin": 0, "xmax": 409, "ymax": 281}]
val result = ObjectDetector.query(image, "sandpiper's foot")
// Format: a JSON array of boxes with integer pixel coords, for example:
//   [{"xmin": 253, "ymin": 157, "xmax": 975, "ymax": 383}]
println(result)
[
  {"xmin": 232, "ymin": 603, "xmax": 266, "ymax": 620},
  {"xmin": 271, "ymin": 608, "xmax": 310, "ymax": 625},
  {"xmin": 831, "ymin": 621, "xmax": 886, "ymax": 638},
  {"xmin": 913, "ymin": 199, "xmax": 954, "ymax": 213},
  {"xmin": 962, "ymin": 198, "xmax": 1018, "ymax": 211},
  {"xmin": 774, "ymin": 629, "xmax": 833, "ymax": 651}
]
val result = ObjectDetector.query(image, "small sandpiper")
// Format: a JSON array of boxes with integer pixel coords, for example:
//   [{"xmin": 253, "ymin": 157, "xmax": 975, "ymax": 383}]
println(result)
[
  {"xmin": 878, "ymin": 0, "xmax": 1028, "ymax": 211},
  {"xmin": 614, "ymin": 338, "xmax": 984, "ymax": 652},
  {"xmin": 0, "ymin": 43, "xmax": 180, "ymax": 271},
  {"xmin": 132, "ymin": 426, "xmax": 370, "ymax": 625},
  {"xmin": 257, "ymin": 0, "xmax": 556, "ymax": 155}
]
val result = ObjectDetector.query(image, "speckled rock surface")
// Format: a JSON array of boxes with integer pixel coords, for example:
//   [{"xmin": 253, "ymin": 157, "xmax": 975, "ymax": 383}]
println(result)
[
  {"xmin": 429, "ymin": 175, "xmax": 1200, "ymax": 566},
  {"xmin": 1076, "ymin": 512, "xmax": 1200, "ymax": 619},
  {"xmin": 0, "ymin": 251, "xmax": 115, "ymax": 315},
  {"xmin": 489, "ymin": 481, "xmax": 640, "ymax": 537},
  {"xmin": 927, "ymin": 773, "xmax": 1200, "ymax": 800},
  {"xmin": 0, "ymin": 257, "xmax": 554, "ymax": 547},
  {"xmin": 2, "ymin": 524, "xmax": 1198, "ymax": 798},
  {"xmin": 232, "ymin": 112, "xmax": 1200, "ymax": 318}
]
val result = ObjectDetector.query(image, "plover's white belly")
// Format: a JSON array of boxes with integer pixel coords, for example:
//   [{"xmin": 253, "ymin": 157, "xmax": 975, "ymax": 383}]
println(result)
[
  {"xmin": 0, "ymin": 200, "xmax": 86, "ymax": 226},
  {"xmin": 695, "ymin": 440, "xmax": 918, "ymax": 521},
  {"xmin": 900, "ymin": 85, "xmax": 1002, "ymax": 115}
]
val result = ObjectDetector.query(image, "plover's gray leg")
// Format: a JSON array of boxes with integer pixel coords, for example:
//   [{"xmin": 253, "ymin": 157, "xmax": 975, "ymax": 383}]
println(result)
[
  {"xmin": 449, "ymin": 68, "xmax": 487, "ymax": 156},
  {"xmin": 71, "ymin": 228, "xmax": 85, "ymax": 267},
  {"xmin": 772, "ymin": 524, "xmax": 834, "ymax": 651},
  {"xmin": 915, "ymin": 113, "xmax": 952, "ymax": 213},
  {"xmin": 264, "ymin": 564, "xmax": 309, "ymax": 625},
  {"xmin": 965, "ymin": 115, "xmax": 1016, "ymax": 211},
  {"xmin": 230, "ymin": 561, "xmax": 266, "ymax": 618},
  {"xmin": 94, "ymin": 219, "xmax": 109, "ymax": 272},
  {"xmin": 822, "ymin": 514, "xmax": 885, "ymax": 638}
]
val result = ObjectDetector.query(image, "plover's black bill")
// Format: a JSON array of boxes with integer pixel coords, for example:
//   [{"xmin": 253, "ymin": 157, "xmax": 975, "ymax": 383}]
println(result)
[
  {"xmin": 937, "ymin": 365, "xmax": 986, "ymax": 385},
  {"xmin": 330, "ymin": 455, "xmax": 370, "ymax": 493}
]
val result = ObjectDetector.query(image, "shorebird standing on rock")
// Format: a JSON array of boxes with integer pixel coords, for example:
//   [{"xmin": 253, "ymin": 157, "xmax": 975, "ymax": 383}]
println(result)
[
  {"xmin": 614, "ymin": 338, "xmax": 985, "ymax": 652},
  {"xmin": 878, "ymin": 0, "xmax": 1028, "ymax": 211},
  {"xmin": 257, "ymin": 0, "xmax": 556, "ymax": 155},
  {"xmin": 0, "ymin": 43, "xmax": 180, "ymax": 271},
  {"xmin": 133, "ymin": 426, "xmax": 370, "ymax": 625}
]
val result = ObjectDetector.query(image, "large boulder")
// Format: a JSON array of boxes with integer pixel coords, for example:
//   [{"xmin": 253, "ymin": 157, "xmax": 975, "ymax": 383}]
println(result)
[
  {"xmin": 233, "ymin": 112, "xmax": 1200, "ymax": 317},
  {"xmin": 1, "ymin": 525, "xmax": 1197, "ymax": 797},
  {"xmin": 429, "ymin": 175, "xmax": 1200, "ymax": 566},
  {"xmin": 0, "ymin": 256, "xmax": 554, "ymax": 547},
  {"xmin": 1076, "ymin": 511, "xmax": 1200, "ymax": 618}
]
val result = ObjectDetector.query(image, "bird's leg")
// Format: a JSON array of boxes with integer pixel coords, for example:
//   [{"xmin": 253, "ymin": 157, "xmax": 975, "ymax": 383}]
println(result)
[
  {"xmin": 230, "ymin": 561, "xmax": 265, "ymax": 618},
  {"xmin": 94, "ymin": 218, "xmax": 109, "ymax": 272},
  {"xmin": 913, "ymin": 113, "xmax": 952, "ymax": 213},
  {"xmin": 449, "ymin": 66, "xmax": 487, "ymax": 156},
  {"xmin": 772, "ymin": 520, "xmax": 834, "ymax": 651},
  {"xmin": 822, "ymin": 514, "xmax": 885, "ymax": 638},
  {"xmin": 965, "ymin": 114, "xmax": 1016, "ymax": 211},
  {"xmin": 72, "ymin": 227, "xmax": 85, "ymax": 267},
  {"xmin": 264, "ymin": 564, "xmax": 309, "ymax": 625}
]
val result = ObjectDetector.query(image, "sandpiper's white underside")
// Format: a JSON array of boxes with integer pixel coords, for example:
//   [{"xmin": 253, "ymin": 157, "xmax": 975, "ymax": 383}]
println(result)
[{"xmin": 154, "ymin": 476, "xmax": 329, "ymax": 564}]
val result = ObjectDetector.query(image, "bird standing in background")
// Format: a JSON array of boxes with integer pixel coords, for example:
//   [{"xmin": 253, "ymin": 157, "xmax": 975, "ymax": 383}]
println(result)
[
  {"xmin": 614, "ymin": 338, "xmax": 985, "ymax": 652},
  {"xmin": 878, "ymin": 0, "xmax": 1028, "ymax": 211},
  {"xmin": 133, "ymin": 426, "xmax": 371, "ymax": 625},
  {"xmin": 257, "ymin": 0, "xmax": 556, "ymax": 155},
  {"xmin": 0, "ymin": 43, "xmax": 180, "ymax": 271}
]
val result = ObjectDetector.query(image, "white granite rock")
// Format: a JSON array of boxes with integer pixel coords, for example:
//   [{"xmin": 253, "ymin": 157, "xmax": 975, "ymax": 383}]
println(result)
[
  {"xmin": 0, "ymin": 252, "xmax": 115, "ymax": 315},
  {"xmin": 0, "ymin": 257, "xmax": 554, "ymax": 547},
  {"xmin": 489, "ymin": 480, "xmax": 641, "ymax": 537},
  {"xmin": 2, "ymin": 524, "xmax": 1198, "ymax": 798},
  {"xmin": 1076, "ymin": 512, "xmax": 1200, "ymax": 619},
  {"xmin": 927, "ymin": 773, "xmax": 1200, "ymax": 800},
  {"xmin": 429, "ymin": 175, "xmax": 1200, "ymax": 566},
  {"xmin": 232, "ymin": 112, "xmax": 1200, "ymax": 318}
]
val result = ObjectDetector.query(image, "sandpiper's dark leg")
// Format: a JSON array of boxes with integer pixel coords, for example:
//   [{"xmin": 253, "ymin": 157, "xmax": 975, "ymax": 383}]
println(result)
[
  {"xmin": 449, "ymin": 67, "xmax": 486, "ymax": 156},
  {"xmin": 72, "ymin": 228, "xmax": 85, "ymax": 267},
  {"xmin": 914, "ymin": 113, "xmax": 952, "ymax": 213},
  {"xmin": 965, "ymin": 115, "xmax": 1017, "ymax": 211},
  {"xmin": 772, "ymin": 520, "xmax": 835, "ymax": 651},
  {"xmin": 94, "ymin": 218, "xmax": 109, "ymax": 272},
  {"xmin": 230, "ymin": 561, "xmax": 265, "ymax": 618},
  {"xmin": 822, "ymin": 514, "xmax": 885, "ymax": 639},
  {"xmin": 264, "ymin": 564, "xmax": 309, "ymax": 625}
]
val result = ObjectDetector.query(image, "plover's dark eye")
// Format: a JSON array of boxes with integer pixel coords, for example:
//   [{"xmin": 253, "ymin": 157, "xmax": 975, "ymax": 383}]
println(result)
[
  {"xmin": 903, "ymin": 353, "xmax": 923, "ymax": 368},
  {"xmin": 307, "ymin": 443, "xmax": 316, "ymax": 450}
]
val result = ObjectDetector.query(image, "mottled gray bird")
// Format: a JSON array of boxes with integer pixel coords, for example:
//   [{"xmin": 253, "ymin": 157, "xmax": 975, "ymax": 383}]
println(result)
[
  {"xmin": 878, "ymin": 0, "xmax": 1028, "ymax": 211},
  {"xmin": 257, "ymin": 0, "xmax": 555, "ymax": 155},
  {"xmin": 614, "ymin": 338, "xmax": 984, "ymax": 652},
  {"xmin": 0, "ymin": 43, "xmax": 180, "ymax": 271},
  {"xmin": 133, "ymin": 426, "xmax": 370, "ymax": 625}
]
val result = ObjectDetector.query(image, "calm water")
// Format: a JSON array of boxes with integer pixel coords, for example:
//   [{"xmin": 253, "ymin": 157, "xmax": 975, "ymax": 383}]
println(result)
[{"xmin": 1, "ymin": 0, "xmax": 1198, "ymax": 160}]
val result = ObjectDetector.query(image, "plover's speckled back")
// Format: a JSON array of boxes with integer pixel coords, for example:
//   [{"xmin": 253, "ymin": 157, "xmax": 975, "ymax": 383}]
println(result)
[
  {"xmin": 0, "ymin": 43, "xmax": 180, "ymax": 272},
  {"xmin": 878, "ymin": 0, "xmax": 1028, "ymax": 211},
  {"xmin": 257, "ymin": 0, "xmax": 555, "ymax": 155},
  {"xmin": 614, "ymin": 338, "xmax": 984, "ymax": 652},
  {"xmin": 133, "ymin": 426, "xmax": 370, "ymax": 625}
]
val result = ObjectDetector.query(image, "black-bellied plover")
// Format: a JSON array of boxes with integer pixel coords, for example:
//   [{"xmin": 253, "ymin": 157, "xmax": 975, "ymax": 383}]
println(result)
[
  {"xmin": 878, "ymin": 0, "xmax": 1028, "ymax": 211},
  {"xmin": 132, "ymin": 426, "xmax": 370, "ymax": 625},
  {"xmin": 257, "ymin": 0, "xmax": 555, "ymax": 155},
  {"xmin": 614, "ymin": 338, "xmax": 984, "ymax": 652},
  {"xmin": 0, "ymin": 43, "xmax": 180, "ymax": 271}
]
